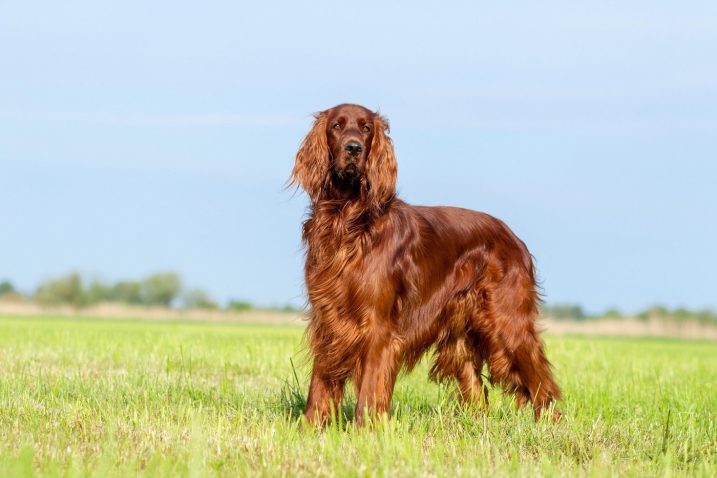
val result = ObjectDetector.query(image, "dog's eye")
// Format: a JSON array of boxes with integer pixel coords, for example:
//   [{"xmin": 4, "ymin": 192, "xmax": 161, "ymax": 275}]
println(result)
[
  {"xmin": 333, "ymin": 123, "xmax": 341, "ymax": 130},
  {"xmin": 362, "ymin": 125, "xmax": 371, "ymax": 133}
]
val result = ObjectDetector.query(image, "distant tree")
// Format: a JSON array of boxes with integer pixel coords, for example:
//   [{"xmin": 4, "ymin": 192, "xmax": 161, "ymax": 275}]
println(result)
[
  {"xmin": 183, "ymin": 289, "xmax": 218, "ymax": 310},
  {"xmin": 34, "ymin": 273, "xmax": 88, "ymax": 308},
  {"xmin": 140, "ymin": 272, "xmax": 182, "ymax": 307},
  {"xmin": 85, "ymin": 279, "xmax": 110, "ymax": 304},
  {"xmin": 672, "ymin": 307, "xmax": 691, "ymax": 322},
  {"xmin": 108, "ymin": 281, "xmax": 143, "ymax": 304},
  {"xmin": 603, "ymin": 308, "xmax": 623, "ymax": 319},
  {"xmin": 541, "ymin": 304, "xmax": 587, "ymax": 320},
  {"xmin": 696, "ymin": 309, "xmax": 717, "ymax": 324},
  {"xmin": 226, "ymin": 300, "xmax": 252, "ymax": 312},
  {"xmin": 637, "ymin": 305, "xmax": 670, "ymax": 321},
  {"xmin": 0, "ymin": 280, "xmax": 15, "ymax": 296}
]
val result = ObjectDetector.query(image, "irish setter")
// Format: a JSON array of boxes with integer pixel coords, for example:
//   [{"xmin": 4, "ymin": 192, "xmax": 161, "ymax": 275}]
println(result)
[{"xmin": 291, "ymin": 104, "xmax": 560, "ymax": 426}]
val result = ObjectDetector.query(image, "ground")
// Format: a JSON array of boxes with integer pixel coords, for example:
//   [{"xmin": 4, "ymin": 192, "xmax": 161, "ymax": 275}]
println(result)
[{"xmin": 1, "ymin": 315, "xmax": 715, "ymax": 477}]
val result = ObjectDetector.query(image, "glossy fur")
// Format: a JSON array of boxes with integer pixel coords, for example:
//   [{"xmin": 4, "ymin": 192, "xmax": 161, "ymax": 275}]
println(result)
[{"xmin": 291, "ymin": 104, "xmax": 560, "ymax": 426}]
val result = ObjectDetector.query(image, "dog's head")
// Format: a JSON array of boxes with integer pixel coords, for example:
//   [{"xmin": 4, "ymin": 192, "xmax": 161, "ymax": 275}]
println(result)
[{"xmin": 291, "ymin": 104, "xmax": 397, "ymax": 208}]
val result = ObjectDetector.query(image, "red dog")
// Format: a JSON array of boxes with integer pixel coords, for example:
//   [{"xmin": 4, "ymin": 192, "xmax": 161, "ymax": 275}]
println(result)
[{"xmin": 291, "ymin": 104, "xmax": 560, "ymax": 426}]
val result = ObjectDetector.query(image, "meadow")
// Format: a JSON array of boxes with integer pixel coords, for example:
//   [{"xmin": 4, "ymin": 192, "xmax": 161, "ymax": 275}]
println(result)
[{"xmin": 0, "ymin": 315, "xmax": 715, "ymax": 477}]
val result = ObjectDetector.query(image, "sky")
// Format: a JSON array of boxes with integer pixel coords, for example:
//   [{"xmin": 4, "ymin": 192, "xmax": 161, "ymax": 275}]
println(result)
[{"xmin": 1, "ymin": 1, "xmax": 715, "ymax": 313}]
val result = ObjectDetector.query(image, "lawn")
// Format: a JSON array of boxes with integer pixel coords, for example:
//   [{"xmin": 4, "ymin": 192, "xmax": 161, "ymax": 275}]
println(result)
[{"xmin": 1, "ymin": 316, "xmax": 715, "ymax": 477}]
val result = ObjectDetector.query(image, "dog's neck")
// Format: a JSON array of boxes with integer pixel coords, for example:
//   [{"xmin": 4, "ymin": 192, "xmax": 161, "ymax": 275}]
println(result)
[
  {"xmin": 303, "ymin": 195, "xmax": 396, "ymax": 260},
  {"xmin": 325, "ymin": 170, "xmax": 362, "ymax": 201}
]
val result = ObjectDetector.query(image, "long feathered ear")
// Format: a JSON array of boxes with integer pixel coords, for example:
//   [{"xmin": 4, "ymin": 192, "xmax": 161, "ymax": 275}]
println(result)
[
  {"xmin": 291, "ymin": 112, "xmax": 329, "ymax": 202},
  {"xmin": 365, "ymin": 113, "xmax": 397, "ymax": 209}
]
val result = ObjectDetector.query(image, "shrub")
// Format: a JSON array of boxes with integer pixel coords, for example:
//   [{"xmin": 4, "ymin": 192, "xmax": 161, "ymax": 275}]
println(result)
[
  {"xmin": 541, "ymin": 303, "xmax": 587, "ymax": 320},
  {"xmin": 85, "ymin": 279, "xmax": 111, "ymax": 304},
  {"xmin": 140, "ymin": 272, "xmax": 182, "ymax": 307},
  {"xmin": 34, "ymin": 273, "xmax": 88, "ymax": 308},
  {"xmin": 183, "ymin": 289, "xmax": 219, "ymax": 310},
  {"xmin": 603, "ymin": 308, "xmax": 623, "ymax": 319},
  {"xmin": 108, "ymin": 281, "xmax": 143, "ymax": 304},
  {"xmin": 0, "ymin": 280, "xmax": 15, "ymax": 296},
  {"xmin": 227, "ymin": 300, "xmax": 252, "ymax": 312}
]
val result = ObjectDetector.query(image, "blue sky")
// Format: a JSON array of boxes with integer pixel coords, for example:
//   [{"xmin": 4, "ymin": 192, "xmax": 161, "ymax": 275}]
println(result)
[{"xmin": 1, "ymin": 1, "xmax": 715, "ymax": 313}]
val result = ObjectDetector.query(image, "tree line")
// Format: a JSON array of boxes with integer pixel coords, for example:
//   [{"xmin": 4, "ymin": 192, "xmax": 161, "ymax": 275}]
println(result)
[
  {"xmin": 541, "ymin": 303, "xmax": 717, "ymax": 324},
  {"xmin": 0, "ymin": 273, "xmax": 260, "ymax": 311}
]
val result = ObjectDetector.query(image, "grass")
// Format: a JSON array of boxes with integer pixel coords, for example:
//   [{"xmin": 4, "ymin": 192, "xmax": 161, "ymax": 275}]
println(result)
[{"xmin": 0, "ymin": 316, "xmax": 715, "ymax": 477}]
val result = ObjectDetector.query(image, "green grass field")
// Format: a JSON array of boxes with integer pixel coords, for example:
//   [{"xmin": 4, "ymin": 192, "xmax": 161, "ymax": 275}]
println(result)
[{"xmin": 1, "ymin": 316, "xmax": 715, "ymax": 477}]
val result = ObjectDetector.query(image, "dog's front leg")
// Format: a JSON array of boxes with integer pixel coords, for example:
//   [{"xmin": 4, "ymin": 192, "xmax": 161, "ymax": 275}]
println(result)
[
  {"xmin": 354, "ymin": 337, "xmax": 398, "ymax": 427},
  {"xmin": 304, "ymin": 364, "xmax": 345, "ymax": 427}
]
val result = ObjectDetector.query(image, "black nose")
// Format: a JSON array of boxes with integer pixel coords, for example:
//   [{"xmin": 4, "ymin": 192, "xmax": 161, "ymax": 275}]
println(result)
[{"xmin": 344, "ymin": 141, "xmax": 362, "ymax": 156}]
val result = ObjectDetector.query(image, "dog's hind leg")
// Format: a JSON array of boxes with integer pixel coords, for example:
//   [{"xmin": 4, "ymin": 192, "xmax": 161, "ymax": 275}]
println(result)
[
  {"xmin": 455, "ymin": 357, "xmax": 488, "ymax": 411},
  {"xmin": 510, "ymin": 328, "xmax": 561, "ymax": 420},
  {"xmin": 481, "ymin": 280, "xmax": 561, "ymax": 421}
]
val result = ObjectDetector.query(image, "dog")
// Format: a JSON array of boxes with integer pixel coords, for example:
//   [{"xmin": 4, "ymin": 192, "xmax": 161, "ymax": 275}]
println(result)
[{"xmin": 291, "ymin": 104, "xmax": 560, "ymax": 426}]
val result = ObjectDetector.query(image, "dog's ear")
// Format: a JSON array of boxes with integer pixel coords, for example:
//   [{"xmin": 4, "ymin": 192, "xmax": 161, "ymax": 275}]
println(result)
[
  {"xmin": 291, "ymin": 112, "xmax": 329, "ymax": 202},
  {"xmin": 365, "ymin": 113, "xmax": 397, "ymax": 210}
]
